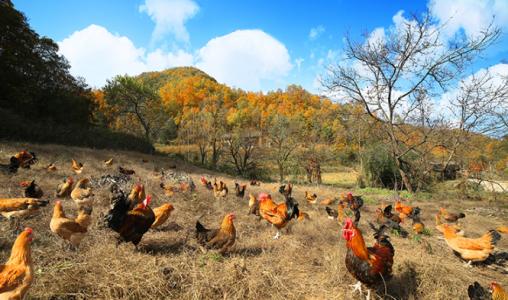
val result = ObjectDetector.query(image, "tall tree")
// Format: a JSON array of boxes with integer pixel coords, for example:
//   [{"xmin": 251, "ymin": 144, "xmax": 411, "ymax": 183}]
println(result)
[{"xmin": 323, "ymin": 13, "xmax": 500, "ymax": 192}]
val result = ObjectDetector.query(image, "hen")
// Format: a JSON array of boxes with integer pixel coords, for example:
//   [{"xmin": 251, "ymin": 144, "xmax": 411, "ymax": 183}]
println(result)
[
  {"xmin": 394, "ymin": 200, "xmax": 413, "ymax": 216},
  {"xmin": 468, "ymin": 281, "xmax": 508, "ymax": 300},
  {"xmin": 50, "ymin": 201, "xmax": 92, "ymax": 248},
  {"xmin": 439, "ymin": 207, "xmax": 465, "ymax": 223},
  {"xmin": 409, "ymin": 207, "xmax": 425, "ymax": 235},
  {"xmin": 498, "ymin": 225, "xmax": 508, "ymax": 234},
  {"xmin": 305, "ymin": 191, "xmax": 317, "ymax": 204},
  {"xmin": 375, "ymin": 205, "xmax": 408, "ymax": 238},
  {"xmin": 342, "ymin": 217, "xmax": 394, "ymax": 300},
  {"xmin": 196, "ymin": 213, "xmax": 236, "ymax": 254},
  {"xmin": 435, "ymin": 214, "xmax": 464, "ymax": 236},
  {"xmin": 442, "ymin": 224, "xmax": 501, "ymax": 265},
  {"xmin": 70, "ymin": 178, "xmax": 94, "ymax": 208},
  {"xmin": 56, "ymin": 177, "xmax": 74, "ymax": 198},
  {"xmin": 13, "ymin": 150, "xmax": 37, "ymax": 169},
  {"xmin": 234, "ymin": 182, "xmax": 247, "ymax": 198},
  {"xmin": 0, "ymin": 228, "xmax": 34, "ymax": 300},
  {"xmin": 71, "ymin": 159, "xmax": 83, "ymax": 174},
  {"xmin": 200, "ymin": 177, "xmax": 213, "ymax": 190},
  {"xmin": 0, "ymin": 198, "xmax": 49, "ymax": 219},
  {"xmin": 278, "ymin": 183, "xmax": 292, "ymax": 197},
  {"xmin": 104, "ymin": 158, "xmax": 113, "ymax": 166},
  {"xmin": 259, "ymin": 193, "xmax": 300, "ymax": 239},
  {"xmin": 151, "ymin": 203, "xmax": 175, "ymax": 229},
  {"xmin": 326, "ymin": 201, "xmax": 345, "ymax": 222},
  {"xmin": 119, "ymin": 166, "xmax": 135, "ymax": 175},
  {"xmin": 247, "ymin": 193, "xmax": 260, "ymax": 217},
  {"xmin": 213, "ymin": 180, "xmax": 228, "ymax": 199},
  {"xmin": 21, "ymin": 180, "xmax": 43, "ymax": 199},
  {"xmin": 345, "ymin": 192, "xmax": 364, "ymax": 211},
  {"xmin": 104, "ymin": 185, "xmax": 155, "ymax": 246}
]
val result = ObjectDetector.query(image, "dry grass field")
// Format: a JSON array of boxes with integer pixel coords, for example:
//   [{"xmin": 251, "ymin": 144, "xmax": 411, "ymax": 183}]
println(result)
[{"xmin": 0, "ymin": 142, "xmax": 507, "ymax": 300}]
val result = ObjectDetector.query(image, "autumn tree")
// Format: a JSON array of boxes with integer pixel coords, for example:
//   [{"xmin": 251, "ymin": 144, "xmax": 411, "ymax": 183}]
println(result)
[{"xmin": 323, "ymin": 12, "xmax": 501, "ymax": 192}]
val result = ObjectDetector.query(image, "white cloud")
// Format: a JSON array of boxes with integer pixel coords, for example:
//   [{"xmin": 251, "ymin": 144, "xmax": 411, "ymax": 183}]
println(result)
[
  {"xmin": 139, "ymin": 0, "xmax": 199, "ymax": 43},
  {"xmin": 58, "ymin": 24, "xmax": 193, "ymax": 87},
  {"xmin": 196, "ymin": 29, "xmax": 292, "ymax": 90},
  {"xmin": 309, "ymin": 25, "xmax": 325, "ymax": 40},
  {"xmin": 429, "ymin": 0, "xmax": 508, "ymax": 38}
]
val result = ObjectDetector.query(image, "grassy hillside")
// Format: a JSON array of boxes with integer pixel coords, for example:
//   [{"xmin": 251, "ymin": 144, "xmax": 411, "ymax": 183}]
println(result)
[{"xmin": 0, "ymin": 142, "xmax": 507, "ymax": 299}]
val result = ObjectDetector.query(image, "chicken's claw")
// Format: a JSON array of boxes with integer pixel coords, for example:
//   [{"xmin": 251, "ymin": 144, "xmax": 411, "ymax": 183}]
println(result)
[{"xmin": 350, "ymin": 281, "xmax": 363, "ymax": 295}]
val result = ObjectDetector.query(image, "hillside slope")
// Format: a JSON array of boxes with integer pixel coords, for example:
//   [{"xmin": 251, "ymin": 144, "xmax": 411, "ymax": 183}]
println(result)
[{"xmin": 0, "ymin": 142, "xmax": 507, "ymax": 299}]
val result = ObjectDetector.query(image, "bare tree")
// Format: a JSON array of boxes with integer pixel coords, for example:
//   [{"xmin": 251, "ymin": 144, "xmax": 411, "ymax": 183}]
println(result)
[
  {"xmin": 323, "ymin": 12, "xmax": 500, "ymax": 192},
  {"xmin": 225, "ymin": 128, "xmax": 257, "ymax": 176}
]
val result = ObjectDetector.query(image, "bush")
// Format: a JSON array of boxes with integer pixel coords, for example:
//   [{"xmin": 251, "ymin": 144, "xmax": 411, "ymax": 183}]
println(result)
[{"xmin": 360, "ymin": 144, "xmax": 401, "ymax": 189}]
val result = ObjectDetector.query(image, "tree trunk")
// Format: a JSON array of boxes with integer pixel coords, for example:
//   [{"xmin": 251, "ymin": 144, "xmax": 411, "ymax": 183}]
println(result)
[
  {"xmin": 396, "ymin": 158, "xmax": 413, "ymax": 193},
  {"xmin": 278, "ymin": 162, "xmax": 284, "ymax": 183}
]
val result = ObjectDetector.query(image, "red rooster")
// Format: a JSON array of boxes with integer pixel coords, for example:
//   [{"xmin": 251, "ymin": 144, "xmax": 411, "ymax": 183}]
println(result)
[{"xmin": 342, "ymin": 217, "xmax": 394, "ymax": 300}]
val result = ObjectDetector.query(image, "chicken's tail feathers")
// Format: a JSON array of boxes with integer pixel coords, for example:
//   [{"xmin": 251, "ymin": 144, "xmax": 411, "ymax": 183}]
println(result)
[
  {"xmin": 409, "ymin": 207, "xmax": 421, "ymax": 219},
  {"xmin": 196, "ymin": 221, "xmax": 207, "ymax": 233},
  {"xmin": 284, "ymin": 196, "xmax": 299, "ymax": 221},
  {"xmin": 325, "ymin": 206, "xmax": 338, "ymax": 218},
  {"xmin": 458, "ymin": 212, "xmax": 466, "ymax": 219},
  {"xmin": 487, "ymin": 230, "xmax": 501, "ymax": 246},
  {"xmin": 467, "ymin": 281, "xmax": 488, "ymax": 300}
]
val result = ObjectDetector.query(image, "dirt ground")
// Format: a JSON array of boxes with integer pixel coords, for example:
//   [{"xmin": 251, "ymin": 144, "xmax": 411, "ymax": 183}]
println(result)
[{"xmin": 0, "ymin": 142, "xmax": 507, "ymax": 300}]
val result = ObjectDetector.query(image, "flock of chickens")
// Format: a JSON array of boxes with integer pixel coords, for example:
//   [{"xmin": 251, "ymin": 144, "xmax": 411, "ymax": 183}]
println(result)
[{"xmin": 0, "ymin": 150, "xmax": 507, "ymax": 299}]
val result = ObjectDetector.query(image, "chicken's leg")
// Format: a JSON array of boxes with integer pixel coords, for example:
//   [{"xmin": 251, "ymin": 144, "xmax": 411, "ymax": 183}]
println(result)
[
  {"xmin": 350, "ymin": 281, "xmax": 363, "ymax": 296},
  {"xmin": 273, "ymin": 229, "xmax": 281, "ymax": 240}
]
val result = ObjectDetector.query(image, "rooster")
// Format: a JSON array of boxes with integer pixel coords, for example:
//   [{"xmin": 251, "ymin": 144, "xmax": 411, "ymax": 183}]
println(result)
[
  {"xmin": 71, "ymin": 178, "xmax": 94, "ymax": 208},
  {"xmin": 409, "ymin": 207, "xmax": 425, "ymax": 235},
  {"xmin": 0, "ymin": 198, "xmax": 49, "ymax": 219},
  {"xmin": 345, "ymin": 192, "xmax": 364, "ymax": 211},
  {"xmin": 151, "ymin": 203, "xmax": 175, "ymax": 229},
  {"xmin": 104, "ymin": 185, "xmax": 155, "ymax": 246},
  {"xmin": 0, "ymin": 228, "xmax": 34, "ymax": 299},
  {"xmin": 21, "ymin": 180, "xmax": 43, "ymax": 199},
  {"xmin": 50, "ymin": 201, "xmax": 92, "ymax": 248},
  {"xmin": 468, "ymin": 281, "xmax": 508, "ymax": 300},
  {"xmin": 259, "ymin": 193, "xmax": 300, "ymax": 239},
  {"xmin": 200, "ymin": 176, "xmax": 213, "ymax": 190},
  {"xmin": 342, "ymin": 217, "xmax": 394, "ymax": 300},
  {"xmin": 234, "ymin": 182, "xmax": 247, "ymax": 198},
  {"xmin": 196, "ymin": 213, "xmax": 236, "ymax": 254},
  {"xmin": 56, "ymin": 177, "xmax": 74, "ymax": 198},
  {"xmin": 442, "ymin": 224, "xmax": 501, "ymax": 266}
]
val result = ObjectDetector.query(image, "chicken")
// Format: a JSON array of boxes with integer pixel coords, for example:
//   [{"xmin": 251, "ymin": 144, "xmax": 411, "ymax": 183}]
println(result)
[
  {"xmin": 379, "ymin": 205, "xmax": 402, "ymax": 224},
  {"xmin": 394, "ymin": 200, "xmax": 413, "ymax": 216},
  {"xmin": 0, "ymin": 228, "xmax": 34, "ymax": 300},
  {"xmin": 0, "ymin": 198, "xmax": 49, "ymax": 219},
  {"xmin": 278, "ymin": 183, "xmax": 292, "ymax": 197},
  {"xmin": 259, "ymin": 193, "xmax": 300, "ymax": 239},
  {"xmin": 320, "ymin": 198, "xmax": 334, "ymax": 206},
  {"xmin": 104, "ymin": 186, "xmax": 155, "ymax": 246},
  {"xmin": 305, "ymin": 191, "xmax": 317, "ymax": 204},
  {"xmin": 195, "ymin": 213, "xmax": 236, "ymax": 254},
  {"xmin": 297, "ymin": 211, "xmax": 310, "ymax": 221},
  {"xmin": 342, "ymin": 218, "xmax": 394, "ymax": 300},
  {"xmin": 375, "ymin": 206, "xmax": 409, "ymax": 238},
  {"xmin": 104, "ymin": 158, "xmax": 113, "ymax": 166},
  {"xmin": 213, "ymin": 180, "xmax": 228, "ymax": 199},
  {"xmin": 119, "ymin": 166, "xmax": 135, "ymax": 175},
  {"xmin": 151, "ymin": 203, "xmax": 175, "ymax": 229},
  {"xmin": 247, "ymin": 193, "xmax": 260, "ymax": 216},
  {"xmin": 435, "ymin": 214, "xmax": 464, "ymax": 236},
  {"xmin": 71, "ymin": 159, "xmax": 83, "ymax": 174},
  {"xmin": 70, "ymin": 178, "xmax": 94, "ymax": 208},
  {"xmin": 468, "ymin": 281, "xmax": 508, "ymax": 300},
  {"xmin": 345, "ymin": 192, "xmax": 364, "ymax": 211},
  {"xmin": 127, "ymin": 183, "xmax": 145, "ymax": 210},
  {"xmin": 50, "ymin": 201, "xmax": 92, "ymax": 248},
  {"xmin": 200, "ymin": 177, "xmax": 213, "ymax": 190},
  {"xmin": 234, "ymin": 182, "xmax": 247, "ymax": 198},
  {"xmin": 56, "ymin": 177, "xmax": 74, "ymax": 198},
  {"xmin": 13, "ymin": 151, "xmax": 37, "ymax": 169},
  {"xmin": 439, "ymin": 207, "xmax": 466, "ymax": 223},
  {"xmin": 442, "ymin": 224, "xmax": 501, "ymax": 265},
  {"xmin": 325, "ymin": 201, "xmax": 345, "ymax": 222},
  {"xmin": 21, "ymin": 180, "xmax": 43, "ymax": 199},
  {"xmin": 497, "ymin": 225, "xmax": 508, "ymax": 234},
  {"xmin": 160, "ymin": 182, "xmax": 176, "ymax": 197},
  {"xmin": 46, "ymin": 163, "xmax": 57, "ymax": 172},
  {"xmin": 250, "ymin": 179, "xmax": 261, "ymax": 186},
  {"xmin": 409, "ymin": 207, "xmax": 425, "ymax": 235}
]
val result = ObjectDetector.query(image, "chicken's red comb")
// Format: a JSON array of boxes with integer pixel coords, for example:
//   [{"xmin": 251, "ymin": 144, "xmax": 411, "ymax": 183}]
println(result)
[{"xmin": 25, "ymin": 227, "xmax": 33, "ymax": 234}]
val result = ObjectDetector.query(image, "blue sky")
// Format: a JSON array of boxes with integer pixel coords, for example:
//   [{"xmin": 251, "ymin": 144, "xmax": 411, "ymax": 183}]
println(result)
[{"xmin": 13, "ymin": 0, "xmax": 508, "ymax": 93}]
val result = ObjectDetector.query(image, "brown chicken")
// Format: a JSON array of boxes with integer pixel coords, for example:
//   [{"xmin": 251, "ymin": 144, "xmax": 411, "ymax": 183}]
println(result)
[
  {"xmin": 250, "ymin": 179, "xmax": 261, "ymax": 186},
  {"xmin": 151, "ymin": 203, "xmax": 175, "ymax": 229},
  {"xmin": 104, "ymin": 158, "xmax": 113, "ymax": 166},
  {"xmin": 442, "ymin": 224, "xmax": 501, "ymax": 265},
  {"xmin": 468, "ymin": 281, "xmax": 508, "ymax": 300},
  {"xmin": 325, "ymin": 201, "xmax": 345, "ymax": 223},
  {"xmin": 297, "ymin": 211, "xmax": 310, "ymax": 221},
  {"xmin": 278, "ymin": 183, "xmax": 292, "ymax": 197},
  {"xmin": 71, "ymin": 159, "xmax": 83, "ymax": 174},
  {"xmin": 259, "ymin": 193, "xmax": 299, "ymax": 239},
  {"xmin": 0, "ymin": 228, "xmax": 34, "ymax": 299},
  {"xmin": 395, "ymin": 200, "xmax": 413, "ymax": 216},
  {"xmin": 248, "ymin": 193, "xmax": 260, "ymax": 216},
  {"xmin": 200, "ymin": 176, "xmax": 213, "ymax": 190},
  {"xmin": 213, "ymin": 180, "xmax": 228, "ymax": 199},
  {"xmin": 0, "ymin": 198, "xmax": 49, "ymax": 219},
  {"xmin": 234, "ymin": 182, "xmax": 247, "ymax": 198},
  {"xmin": 71, "ymin": 178, "xmax": 94, "ymax": 208},
  {"xmin": 13, "ymin": 150, "xmax": 37, "ymax": 169},
  {"xmin": 409, "ymin": 207, "xmax": 425, "ymax": 234},
  {"xmin": 46, "ymin": 163, "xmax": 57, "ymax": 172},
  {"xmin": 56, "ymin": 177, "xmax": 74, "ymax": 198},
  {"xmin": 497, "ymin": 225, "xmax": 508, "ymax": 234},
  {"xmin": 50, "ymin": 201, "xmax": 92, "ymax": 248},
  {"xmin": 127, "ymin": 183, "xmax": 145, "ymax": 210},
  {"xmin": 320, "ymin": 198, "xmax": 334, "ymax": 206},
  {"xmin": 439, "ymin": 207, "xmax": 466, "ymax": 223},
  {"xmin": 195, "ymin": 213, "xmax": 236, "ymax": 254},
  {"xmin": 305, "ymin": 191, "xmax": 317, "ymax": 204}
]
